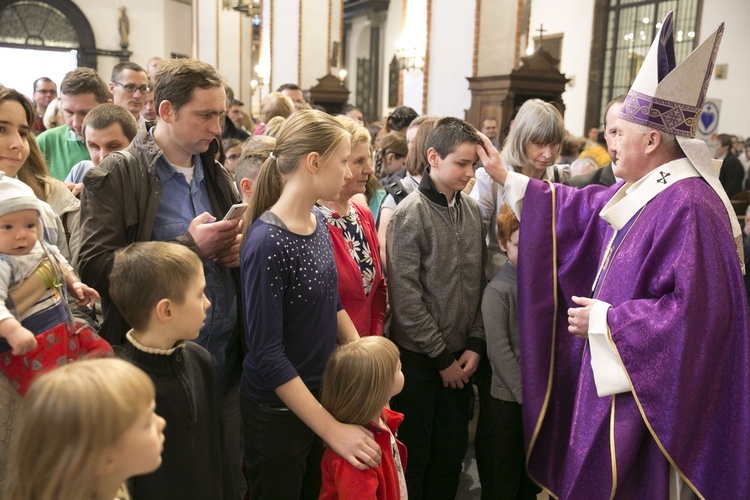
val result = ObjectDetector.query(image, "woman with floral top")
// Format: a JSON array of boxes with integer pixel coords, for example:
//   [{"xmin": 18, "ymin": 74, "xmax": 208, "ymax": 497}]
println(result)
[{"xmin": 318, "ymin": 116, "xmax": 387, "ymax": 336}]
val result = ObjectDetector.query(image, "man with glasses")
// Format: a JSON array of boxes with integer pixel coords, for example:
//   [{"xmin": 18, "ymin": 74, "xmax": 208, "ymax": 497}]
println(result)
[
  {"xmin": 37, "ymin": 67, "xmax": 111, "ymax": 180},
  {"xmin": 31, "ymin": 77, "xmax": 57, "ymax": 135},
  {"xmin": 109, "ymin": 62, "xmax": 151, "ymax": 121}
]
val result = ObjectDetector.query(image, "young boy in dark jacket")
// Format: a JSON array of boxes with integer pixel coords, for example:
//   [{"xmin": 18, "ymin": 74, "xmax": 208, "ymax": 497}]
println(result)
[
  {"xmin": 110, "ymin": 241, "xmax": 235, "ymax": 500},
  {"xmin": 387, "ymin": 117, "xmax": 487, "ymax": 499}
]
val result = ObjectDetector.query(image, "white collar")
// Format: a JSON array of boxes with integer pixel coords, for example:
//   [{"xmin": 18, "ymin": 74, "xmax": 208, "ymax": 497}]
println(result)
[{"xmin": 599, "ymin": 158, "xmax": 699, "ymax": 231}]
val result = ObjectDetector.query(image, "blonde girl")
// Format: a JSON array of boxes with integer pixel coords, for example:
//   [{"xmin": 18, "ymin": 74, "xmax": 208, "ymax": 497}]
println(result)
[
  {"xmin": 319, "ymin": 336, "xmax": 407, "ymax": 499},
  {"xmin": 3, "ymin": 358, "xmax": 165, "ymax": 500},
  {"xmin": 241, "ymin": 109, "xmax": 381, "ymax": 499}
]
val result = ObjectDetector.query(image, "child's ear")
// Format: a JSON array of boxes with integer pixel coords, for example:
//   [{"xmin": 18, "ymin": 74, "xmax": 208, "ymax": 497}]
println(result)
[
  {"xmin": 154, "ymin": 298, "xmax": 172, "ymax": 323},
  {"xmin": 239, "ymin": 178, "xmax": 253, "ymax": 199},
  {"xmin": 498, "ymin": 239, "xmax": 508, "ymax": 253},
  {"xmin": 305, "ymin": 151, "xmax": 320, "ymax": 173},
  {"xmin": 97, "ymin": 447, "xmax": 118, "ymax": 477},
  {"xmin": 426, "ymin": 148, "xmax": 439, "ymax": 169},
  {"xmin": 385, "ymin": 152, "xmax": 395, "ymax": 165}
]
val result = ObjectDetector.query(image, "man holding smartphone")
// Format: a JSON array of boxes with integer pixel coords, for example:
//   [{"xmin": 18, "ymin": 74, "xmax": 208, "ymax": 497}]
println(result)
[{"xmin": 78, "ymin": 58, "xmax": 244, "ymax": 497}]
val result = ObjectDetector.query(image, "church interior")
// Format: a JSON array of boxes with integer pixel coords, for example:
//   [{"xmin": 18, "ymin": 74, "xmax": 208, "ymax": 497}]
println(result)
[
  {"xmin": 1, "ymin": 1, "xmax": 749, "ymax": 499},
  {"xmin": 1, "ymin": 0, "xmax": 747, "ymax": 139}
]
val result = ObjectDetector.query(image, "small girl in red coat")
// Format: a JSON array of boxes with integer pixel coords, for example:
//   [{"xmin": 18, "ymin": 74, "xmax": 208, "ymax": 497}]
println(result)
[{"xmin": 319, "ymin": 336, "xmax": 407, "ymax": 499}]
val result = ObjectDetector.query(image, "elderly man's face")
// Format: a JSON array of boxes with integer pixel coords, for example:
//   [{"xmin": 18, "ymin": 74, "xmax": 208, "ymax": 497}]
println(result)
[
  {"xmin": 604, "ymin": 102, "xmax": 624, "ymax": 163},
  {"xmin": 611, "ymin": 119, "xmax": 650, "ymax": 183}
]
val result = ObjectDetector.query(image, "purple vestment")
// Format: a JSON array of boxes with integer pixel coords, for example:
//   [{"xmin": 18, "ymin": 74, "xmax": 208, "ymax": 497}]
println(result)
[{"xmin": 518, "ymin": 176, "xmax": 750, "ymax": 499}]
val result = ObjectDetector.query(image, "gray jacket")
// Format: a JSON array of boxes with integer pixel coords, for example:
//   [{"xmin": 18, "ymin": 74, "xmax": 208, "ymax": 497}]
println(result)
[
  {"xmin": 483, "ymin": 263, "xmax": 522, "ymax": 403},
  {"xmin": 386, "ymin": 173, "xmax": 486, "ymax": 371}
]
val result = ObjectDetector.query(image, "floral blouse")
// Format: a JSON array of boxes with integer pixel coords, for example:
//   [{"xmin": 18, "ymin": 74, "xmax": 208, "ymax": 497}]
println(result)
[{"xmin": 317, "ymin": 203, "xmax": 376, "ymax": 295}]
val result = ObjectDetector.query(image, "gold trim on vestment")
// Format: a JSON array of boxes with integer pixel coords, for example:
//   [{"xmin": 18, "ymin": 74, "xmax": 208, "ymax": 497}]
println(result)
[
  {"xmin": 597, "ymin": 215, "xmax": 704, "ymax": 500},
  {"xmin": 607, "ymin": 331, "xmax": 704, "ymax": 499},
  {"xmin": 525, "ymin": 180, "xmax": 558, "ymax": 498},
  {"xmin": 609, "ymin": 394, "xmax": 617, "ymax": 499}
]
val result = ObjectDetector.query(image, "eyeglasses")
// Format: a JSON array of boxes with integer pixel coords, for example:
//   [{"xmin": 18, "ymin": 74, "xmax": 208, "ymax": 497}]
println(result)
[{"xmin": 113, "ymin": 81, "xmax": 152, "ymax": 94}]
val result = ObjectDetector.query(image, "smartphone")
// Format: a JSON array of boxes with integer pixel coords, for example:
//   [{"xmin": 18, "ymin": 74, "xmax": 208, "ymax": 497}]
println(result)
[{"xmin": 223, "ymin": 203, "xmax": 248, "ymax": 221}]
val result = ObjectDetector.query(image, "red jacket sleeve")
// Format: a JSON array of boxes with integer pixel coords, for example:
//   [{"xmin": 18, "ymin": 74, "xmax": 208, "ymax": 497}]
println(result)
[{"xmin": 320, "ymin": 454, "xmax": 379, "ymax": 500}]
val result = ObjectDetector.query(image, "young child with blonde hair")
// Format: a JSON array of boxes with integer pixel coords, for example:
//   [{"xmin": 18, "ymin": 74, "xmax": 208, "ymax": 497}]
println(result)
[
  {"xmin": 3, "ymin": 358, "xmax": 166, "ymax": 500},
  {"xmin": 319, "ymin": 336, "xmax": 407, "ymax": 499},
  {"xmin": 0, "ymin": 172, "xmax": 111, "ymax": 396}
]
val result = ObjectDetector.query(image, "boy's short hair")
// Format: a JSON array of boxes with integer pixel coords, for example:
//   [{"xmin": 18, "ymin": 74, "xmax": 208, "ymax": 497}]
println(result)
[
  {"xmin": 425, "ymin": 116, "xmax": 481, "ymax": 159},
  {"xmin": 153, "ymin": 58, "xmax": 224, "ymax": 114},
  {"xmin": 60, "ymin": 67, "xmax": 111, "ymax": 103},
  {"xmin": 82, "ymin": 104, "xmax": 138, "ymax": 142},
  {"xmin": 497, "ymin": 203, "xmax": 520, "ymax": 247},
  {"xmin": 109, "ymin": 242, "xmax": 204, "ymax": 331},
  {"xmin": 235, "ymin": 136, "xmax": 276, "ymax": 185}
]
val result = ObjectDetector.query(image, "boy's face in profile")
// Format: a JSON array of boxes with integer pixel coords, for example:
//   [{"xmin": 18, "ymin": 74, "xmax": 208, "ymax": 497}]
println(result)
[
  {"xmin": 0, "ymin": 209, "xmax": 38, "ymax": 256},
  {"xmin": 428, "ymin": 142, "xmax": 478, "ymax": 197},
  {"xmin": 499, "ymin": 229, "xmax": 519, "ymax": 267},
  {"xmin": 168, "ymin": 269, "xmax": 211, "ymax": 341}
]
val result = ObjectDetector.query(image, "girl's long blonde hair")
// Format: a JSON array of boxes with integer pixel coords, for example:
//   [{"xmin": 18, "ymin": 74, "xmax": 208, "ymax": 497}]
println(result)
[
  {"xmin": 248, "ymin": 109, "xmax": 349, "ymax": 224},
  {"xmin": 4, "ymin": 359, "xmax": 155, "ymax": 500},
  {"xmin": 320, "ymin": 336, "xmax": 400, "ymax": 426}
]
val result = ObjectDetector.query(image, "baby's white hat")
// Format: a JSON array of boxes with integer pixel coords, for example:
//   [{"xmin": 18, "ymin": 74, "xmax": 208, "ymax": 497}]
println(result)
[{"xmin": 0, "ymin": 171, "xmax": 41, "ymax": 218}]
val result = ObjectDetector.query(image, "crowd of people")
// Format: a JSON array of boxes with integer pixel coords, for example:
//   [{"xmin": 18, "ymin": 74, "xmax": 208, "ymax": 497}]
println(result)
[{"xmin": 0, "ymin": 11, "xmax": 748, "ymax": 500}]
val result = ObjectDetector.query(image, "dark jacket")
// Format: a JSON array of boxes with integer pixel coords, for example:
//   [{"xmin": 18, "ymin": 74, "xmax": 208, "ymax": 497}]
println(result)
[
  {"xmin": 78, "ymin": 124, "xmax": 240, "ymax": 344},
  {"xmin": 565, "ymin": 162, "xmax": 617, "ymax": 189},
  {"xmin": 719, "ymin": 153, "xmax": 745, "ymax": 199},
  {"xmin": 119, "ymin": 337, "xmax": 237, "ymax": 499}
]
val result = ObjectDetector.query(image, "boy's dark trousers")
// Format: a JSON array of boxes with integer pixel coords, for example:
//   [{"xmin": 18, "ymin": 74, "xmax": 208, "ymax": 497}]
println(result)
[
  {"xmin": 391, "ymin": 359, "xmax": 473, "ymax": 500},
  {"xmin": 490, "ymin": 398, "xmax": 541, "ymax": 499},
  {"xmin": 474, "ymin": 357, "xmax": 496, "ymax": 500}
]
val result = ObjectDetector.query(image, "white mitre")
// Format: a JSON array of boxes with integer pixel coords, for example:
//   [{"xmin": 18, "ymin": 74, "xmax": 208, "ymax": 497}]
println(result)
[{"xmin": 619, "ymin": 12, "xmax": 743, "ymax": 271}]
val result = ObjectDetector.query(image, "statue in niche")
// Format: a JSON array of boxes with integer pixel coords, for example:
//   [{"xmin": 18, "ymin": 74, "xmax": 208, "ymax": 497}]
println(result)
[{"xmin": 118, "ymin": 7, "xmax": 130, "ymax": 48}]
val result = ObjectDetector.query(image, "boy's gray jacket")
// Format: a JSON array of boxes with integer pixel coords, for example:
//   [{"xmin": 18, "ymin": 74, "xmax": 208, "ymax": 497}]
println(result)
[{"xmin": 387, "ymin": 173, "xmax": 487, "ymax": 371}]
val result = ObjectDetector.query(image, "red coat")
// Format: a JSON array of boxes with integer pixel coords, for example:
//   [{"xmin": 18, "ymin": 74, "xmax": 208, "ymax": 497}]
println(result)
[
  {"xmin": 327, "ymin": 201, "xmax": 387, "ymax": 336},
  {"xmin": 320, "ymin": 408, "xmax": 407, "ymax": 499}
]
